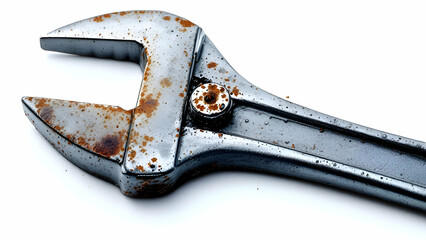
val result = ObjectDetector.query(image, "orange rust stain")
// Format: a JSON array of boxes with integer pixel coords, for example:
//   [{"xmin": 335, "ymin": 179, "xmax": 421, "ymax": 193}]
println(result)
[
  {"xmin": 231, "ymin": 86, "xmax": 240, "ymax": 97},
  {"xmin": 286, "ymin": 96, "xmax": 290, "ymax": 99},
  {"xmin": 175, "ymin": 134, "xmax": 179, "ymax": 137},
  {"xmin": 204, "ymin": 84, "xmax": 220, "ymax": 104},
  {"xmin": 175, "ymin": 17, "xmax": 195, "ymax": 28},
  {"xmin": 208, "ymin": 104, "xmax": 219, "ymax": 111},
  {"xmin": 196, "ymin": 104, "xmax": 205, "ymax": 111},
  {"xmin": 93, "ymin": 135, "xmax": 122, "ymax": 158},
  {"xmin": 225, "ymin": 78, "xmax": 230, "ymax": 82},
  {"xmin": 136, "ymin": 94, "xmax": 159, "ymax": 118},
  {"xmin": 144, "ymin": 135, "xmax": 154, "ymax": 142},
  {"xmin": 194, "ymin": 96, "xmax": 203, "ymax": 104},
  {"xmin": 160, "ymin": 78, "xmax": 172, "ymax": 88},
  {"xmin": 93, "ymin": 16, "xmax": 103, "ymax": 22},
  {"xmin": 135, "ymin": 165, "xmax": 145, "ymax": 172},
  {"xmin": 163, "ymin": 16, "xmax": 171, "ymax": 21},
  {"xmin": 292, "ymin": 144, "xmax": 295, "ymax": 148},
  {"xmin": 179, "ymin": 28, "xmax": 187, "ymax": 32},
  {"xmin": 183, "ymin": 51, "xmax": 188, "ymax": 57},
  {"xmin": 207, "ymin": 62, "xmax": 218, "ymax": 68},
  {"xmin": 129, "ymin": 150, "xmax": 137, "ymax": 159},
  {"xmin": 151, "ymin": 157, "xmax": 157, "ymax": 162},
  {"xmin": 179, "ymin": 93, "xmax": 185, "ymax": 98},
  {"xmin": 119, "ymin": 12, "xmax": 128, "ymax": 16},
  {"xmin": 142, "ymin": 141, "xmax": 147, "ymax": 147},
  {"xmin": 35, "ymin": 98, "xmax": 50, "ymax": 111},
  {"xmin": 218, "ymin": 133, "xmax": 223, "ymax": 137},
  {"xmin": 103, "ymin": 14, "xmax": 111, "ymax": 18}
]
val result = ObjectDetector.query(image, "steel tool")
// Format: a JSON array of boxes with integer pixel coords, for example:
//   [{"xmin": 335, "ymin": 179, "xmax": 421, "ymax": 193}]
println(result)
[{"xmin": 22, "ymin": 11, "xmax": 426, "ymax": 211}]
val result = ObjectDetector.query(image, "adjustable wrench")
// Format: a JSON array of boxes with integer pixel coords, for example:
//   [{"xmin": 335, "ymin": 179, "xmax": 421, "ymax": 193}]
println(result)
[{"xmin": 22, "ymin": 11, "xmax": 426, "ymax": 211}]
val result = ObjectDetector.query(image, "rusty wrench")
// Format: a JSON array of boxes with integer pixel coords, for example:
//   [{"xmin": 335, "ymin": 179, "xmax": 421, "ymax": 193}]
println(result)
[{"xmin": 22, "ymin": 11, "xmax": 426, "ymax": 211}]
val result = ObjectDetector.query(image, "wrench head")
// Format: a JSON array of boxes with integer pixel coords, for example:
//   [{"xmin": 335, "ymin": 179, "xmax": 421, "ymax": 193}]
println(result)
[{"xmin": 23, "ymin": 11, "xmax": 204, "ymax": 196}]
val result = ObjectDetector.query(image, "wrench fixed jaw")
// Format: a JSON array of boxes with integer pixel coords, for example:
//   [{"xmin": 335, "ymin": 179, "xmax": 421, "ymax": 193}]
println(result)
[{"xmin": 24, "ymin": 11, "xmax": 206, "ymax": 196}]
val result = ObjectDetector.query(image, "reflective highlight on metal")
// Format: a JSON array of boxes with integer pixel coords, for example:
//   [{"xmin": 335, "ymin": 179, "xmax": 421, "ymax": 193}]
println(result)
[{"xmin": 22, "ymin": 10, "xmax": 426, "ymax": 210}]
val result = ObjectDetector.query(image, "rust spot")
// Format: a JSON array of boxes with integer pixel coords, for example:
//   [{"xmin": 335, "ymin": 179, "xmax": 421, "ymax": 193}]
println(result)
[
  {"xmin": 129, "ymin": 150, "xmax": 137, "ymax": 159},
  {"xmin": 218, "ymin": 133, "xmax": 223, "ymax": 137},
  {"xmin": 119, "ymin": 12, "xmax": 128, "ymax": 16},
  {"xmin": 136, "ymin": 165, "xmax": 145, "ymax": 172},
  {"xmin": 179, "ymin": 93, "xmax": 185, "ymax": 98},
  {"xmin": 175, "ymin": 17, "xmax": 195, "ymax": 28},
  {"xmin": 163, "ymin": 16, "xmax": 171, "ymax": 21},
  {"xmin": 93, "ymin": 16, "xmax": 103, "ymax": 22},
  {"xmin": 175, "ymin": 134, "xmax": 179, "ymax": 137},
  {"xmin": 286, "ymin": 96, "xmax": 290, "ymax": 99},
  {"xmin": 40, "ymin": 107, "xmax": 54, "ymax": 124},
  {"xmin": 231, "ymin": 86, "xmax": 240, "ymax": 97},
  {"xmin": 179, "ymin": 28, "xmax": 187, "ymax": 32},
  {"xmin": 196, "ymin": 104, "xmax": 205, "ymax": 111},
  {"xmin": 160, "ymin": 78, "xmax": 172, "ymax": 88},
  {"xmin": 103, "ymin": 14, "xmax": 111, "ymax": 18},
  {"xmin": 151, "ymin": 157, "xmax": 157, "ymax": 162},
  {"xmin": 207, "ymin": 62, "xmax": 217, "ymax": 68},
  {"xmin": 183, "ymin": 51, "xmax": 188, "ymax": 57},
  {"xmin": 319, "ymin": 128, "xmax": 325, "ymax": 133},
  {"xmin": 144, "ymin": 135, "xmax": 154, "ymax": 142},
  {"xmin": 35, "ymin": 98, "xmax": 50, "ymax": 110},
  {"xmin": 208, "ymin": 104, "xmax": 219, "ymax": 111},
  {"xmin": 205, "ymin": 84, "xmax": 220, "ymax": 104},
  {"xmin": 136, "ymin": 94, "xmax": 159, "ymax": 118},
  {"xmin": 93, "ymin": 135, "xmax": 121, "ymax": 158},
  {"xmin": 292, "ymin": 144, "xmax": 295, "ymax": 148}
]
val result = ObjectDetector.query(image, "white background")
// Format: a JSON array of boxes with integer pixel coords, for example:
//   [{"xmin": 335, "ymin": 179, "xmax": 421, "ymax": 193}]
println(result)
[{"xmin": 1, "ymin": 0, "xmax": 426, "ymax": 239}]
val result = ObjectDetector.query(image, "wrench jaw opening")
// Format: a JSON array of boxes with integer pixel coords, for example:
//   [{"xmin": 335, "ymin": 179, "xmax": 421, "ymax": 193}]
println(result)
[
  {"xmin": 181, "ymin": 35, "xmax": 426, "ymax": 210},
  {"xmin": 25, "ymin": 11, "xmax": 203, "ymax": 197}
]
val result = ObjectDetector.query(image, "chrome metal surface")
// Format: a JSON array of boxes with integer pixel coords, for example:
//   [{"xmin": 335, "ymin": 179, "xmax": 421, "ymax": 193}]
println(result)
[{"xmin": 22, "ymin": 10, "xmax": 426, "ymax": 210}]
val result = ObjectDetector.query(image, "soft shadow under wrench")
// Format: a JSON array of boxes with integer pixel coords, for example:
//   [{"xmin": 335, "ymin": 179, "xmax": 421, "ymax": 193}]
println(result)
[{"xmin": 22, "ymin": 10, "xmax": 426, "ymax": 211}]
